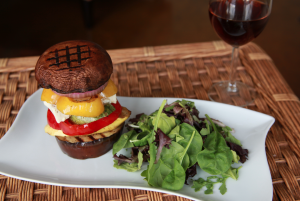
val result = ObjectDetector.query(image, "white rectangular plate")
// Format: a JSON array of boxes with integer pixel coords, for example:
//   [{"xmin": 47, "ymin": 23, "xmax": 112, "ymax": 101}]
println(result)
[{"xmin": 0, "ymin": 89, "xmax": 274, "ymax": 201}]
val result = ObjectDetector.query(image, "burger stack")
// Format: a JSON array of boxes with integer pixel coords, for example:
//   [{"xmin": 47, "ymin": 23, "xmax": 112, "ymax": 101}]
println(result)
[{"xmin": 35, "ymin": 40, "xmax": 131, "ymax": 159}]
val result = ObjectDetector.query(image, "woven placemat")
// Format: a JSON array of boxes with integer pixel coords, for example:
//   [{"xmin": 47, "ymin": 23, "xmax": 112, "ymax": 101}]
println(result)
[{"xmin": 0, "ymin": 41, "xmax": 298, "ymax": 201}]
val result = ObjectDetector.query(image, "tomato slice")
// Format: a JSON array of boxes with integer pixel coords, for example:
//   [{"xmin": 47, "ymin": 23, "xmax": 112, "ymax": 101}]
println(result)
[
  {"xmin": 47, "ymin": 109, "xmax": 61, "ymax": 130},
  {"xmin": 47, "ymin": 101, "xmax": 122, "ymax": 136}
]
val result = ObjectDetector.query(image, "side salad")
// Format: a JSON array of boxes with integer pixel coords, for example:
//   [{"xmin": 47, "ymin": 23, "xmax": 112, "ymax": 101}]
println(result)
[{"xmin": 112, "ymin": 99, "xmax": 248, "ymax": 195}]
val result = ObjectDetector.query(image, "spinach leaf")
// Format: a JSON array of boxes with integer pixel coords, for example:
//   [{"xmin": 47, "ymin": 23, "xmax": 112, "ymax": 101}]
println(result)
[
  {"xmin": 146, "ymin": 141, "xmax": 186, "ymax": 188},
  {"xmin": 113, "ymin": 160, "xmax": 139, "ymax": 172},
  {"xmin": 179, "ymin": 123, "xmax": 203, "ymax": 168},
  {"xmin": 147, "ymin": 144, "xmax": 186, "ymax": 190},
  {"xmin": 113, "ymin": 130, "xmax": 136, "ymax": 155},
  {"xmin": 176, "ymin": 130, "xmax": 195, "ymax": 171},
  {"xmin": 162, "ymin": 159, "xmax": 185, "ymax": 191},
  {"xmin": 148, "ymin": 159, "xmax": 172, "ymax": 187},
  {"xmin": 197, "ymin": 114, "xmax": 233, "ymax": 175},
  {"xmin": 160, "ymin": 141, "xmax": 186, "ymax": 168}
]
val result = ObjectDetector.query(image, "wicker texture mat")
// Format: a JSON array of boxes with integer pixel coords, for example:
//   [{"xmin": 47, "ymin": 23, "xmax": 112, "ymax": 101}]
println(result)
[{"xmin": 0, "ymin": 41, "xmax": 298, "ymax": 201}]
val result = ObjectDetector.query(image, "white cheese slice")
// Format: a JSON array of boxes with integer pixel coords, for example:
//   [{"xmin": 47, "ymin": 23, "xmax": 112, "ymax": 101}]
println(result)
[
  {"xmin": 43, "ymin": 101, "xmax": 70, "ymax": 123},
  {"xmin": 101, "ymin": 93, "xmax": 117, "ymax": 104}
]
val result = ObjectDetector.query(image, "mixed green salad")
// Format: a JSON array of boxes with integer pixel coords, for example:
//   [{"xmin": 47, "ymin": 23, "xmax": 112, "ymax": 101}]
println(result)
[{"xmin": 112, "ymin": 99, "xmax": 248, "ymax": 195}]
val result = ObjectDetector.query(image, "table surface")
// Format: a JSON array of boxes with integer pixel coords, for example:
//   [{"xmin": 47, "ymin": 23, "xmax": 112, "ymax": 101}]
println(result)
[{"xmin": 0, "ymin": 41, "xmax": 298, "ymax": 201}]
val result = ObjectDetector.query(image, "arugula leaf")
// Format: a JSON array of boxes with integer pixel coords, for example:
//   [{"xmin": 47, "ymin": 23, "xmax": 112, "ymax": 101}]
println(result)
[
  {"xmin": 192, "ymin": 178, "xmax": 206, "ymax": 192},
  {"xmin": 192, "ymin": 176, "xmax": 229, "ymax": 195},
  {"xmin": 113, "ymin": 160, "xmax": 139, "ymax": 172},
  {"xmin": 219, "ymin": 178, "xmax": 228, "ymax": 195},
  {"xmin": 225, "ymin": 131, "xmax": 242, "ymax": 146},
  {"xmin": 197, "ymin": 114, "xmax": 233, "ymax": 175},
  {"xmin": 113, "ymin": 130, "xmax": 136, "ymax": 155},
  {"xmin": 204, "ymin": 183, "xmax": 214, "ymax": 194},
  {"xmin": 221, "ymin": 166, "xmax": 242, "ymax": 180}
]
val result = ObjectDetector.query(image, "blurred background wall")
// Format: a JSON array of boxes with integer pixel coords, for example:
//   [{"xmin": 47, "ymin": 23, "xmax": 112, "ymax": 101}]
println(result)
[{"xmin": 0, "ymin": 0, "xmax": 299, "ymax": 96}]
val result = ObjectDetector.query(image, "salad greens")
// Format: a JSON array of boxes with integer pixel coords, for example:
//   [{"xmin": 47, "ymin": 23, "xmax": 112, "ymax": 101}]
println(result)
[{"xmin": 113, "ymin": 99, "xmax": 248, "ymax": 195}]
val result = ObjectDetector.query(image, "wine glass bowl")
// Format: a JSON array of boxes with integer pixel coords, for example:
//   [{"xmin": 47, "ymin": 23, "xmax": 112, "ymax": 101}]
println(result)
[{"xmin": 207, "ymin": 0, "xmax": 272, "ymax": 106}]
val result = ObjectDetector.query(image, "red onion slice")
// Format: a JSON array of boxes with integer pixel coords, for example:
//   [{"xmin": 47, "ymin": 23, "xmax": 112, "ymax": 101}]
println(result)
[{"xmin": 53, "ymin": 81, "xmax": 108, "ymax": 99}]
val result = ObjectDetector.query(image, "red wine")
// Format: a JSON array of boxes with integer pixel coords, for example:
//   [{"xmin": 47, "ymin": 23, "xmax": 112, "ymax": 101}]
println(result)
[{"xmin": 209, "ymin": 0, "xmax": 269, "ymax": 47}]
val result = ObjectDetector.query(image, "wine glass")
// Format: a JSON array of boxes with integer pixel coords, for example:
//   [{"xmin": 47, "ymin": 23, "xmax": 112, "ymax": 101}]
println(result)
[{"xmin": 207, "ymin": 0, "xmax": 273, "ymax": 107}]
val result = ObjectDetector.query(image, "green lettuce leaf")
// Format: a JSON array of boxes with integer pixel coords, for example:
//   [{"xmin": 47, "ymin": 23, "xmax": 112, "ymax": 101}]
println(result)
[
  {"xmin": 113, "ymin": 130, "xmax": 136, "ymax": 155},
  {"xmin": 152, "ymin": 113, "xmax": 176, "ymax": 135},
  {"xmin": 113, "ymin": 160, "xmax": 139, "ymax": 172},
  {"xmin": 168, "ymin": 125, "xmax": 184, "ymax": 142}
]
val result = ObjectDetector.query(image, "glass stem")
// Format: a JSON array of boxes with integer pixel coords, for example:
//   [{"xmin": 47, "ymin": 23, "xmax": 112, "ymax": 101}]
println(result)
[{"xmin": 228, "ymin": 47, "xmax": 239, "ymax": 92}]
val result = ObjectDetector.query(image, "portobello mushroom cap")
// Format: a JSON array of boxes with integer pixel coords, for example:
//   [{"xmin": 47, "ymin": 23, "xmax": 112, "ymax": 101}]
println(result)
[{"xmin": 35, "ymin": 40, "xmax": 113, "ymax": 94}]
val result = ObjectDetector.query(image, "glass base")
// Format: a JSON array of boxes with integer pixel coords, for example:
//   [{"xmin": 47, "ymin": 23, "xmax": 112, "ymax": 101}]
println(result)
[{"xmin": 207, "ymin": 81, "xmax": 256, "ymax": 107}]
